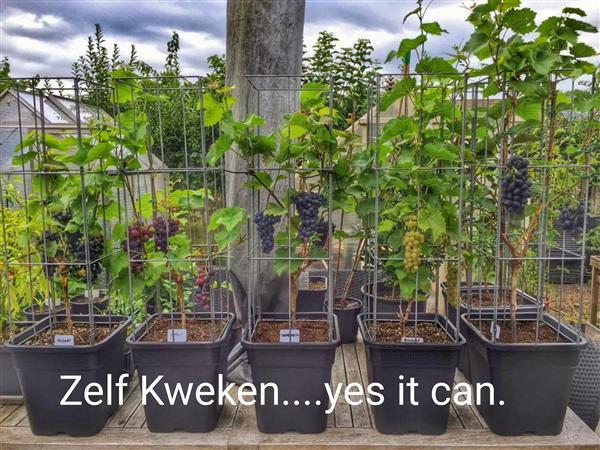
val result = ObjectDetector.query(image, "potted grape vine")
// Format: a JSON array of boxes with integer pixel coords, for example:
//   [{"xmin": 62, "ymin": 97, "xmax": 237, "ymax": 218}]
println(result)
[
  {"xmin": 208, "ymin": 82, "xmax": 342, "ymax": 433},
  {"xmin": 357, "ymin": 9, "xmax": 467, "ymax": 434},
  {"xmin": 458, "ymin": 2, "xmax": 596, "ymax": 435},
  {"xmin": 5, "ymin": 124, "xmax": 130, "ymax": 436}
]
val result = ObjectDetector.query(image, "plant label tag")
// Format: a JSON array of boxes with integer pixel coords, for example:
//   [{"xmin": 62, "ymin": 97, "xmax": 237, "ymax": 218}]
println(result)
[
  {"xmin": 280, "ymin": 328, "xmax": 300, "ymax": 343},
  {"xmin": 490, "ymin": 321, "xmax": 501, "ymax": 339},
  {"xmin": 54, "ymin": 335, "xmax": 75, "ymax": 346},
  {"xmin": 401, "ymin": 336, "xmax": 424, "ymax": 343},
  {"xmin": 167, "ymin": 328, "xmax": 187, "ymax": 342}
]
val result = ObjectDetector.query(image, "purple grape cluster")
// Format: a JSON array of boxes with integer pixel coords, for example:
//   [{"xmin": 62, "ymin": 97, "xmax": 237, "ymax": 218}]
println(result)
[
  {"xmin": 316, "ymin": 219, "xmax": 335, "ymax": 247},
  {"xmin": 293, "ymin": 192, "xmax": 326, "ymax": 242},
  {"xmin": 67, "ymin": 232, "xmax": 104, "ymax": 281},
  {"xmin": 193, "ymin": 265, "xmax": 215, "ymax": 311},
  {"xmin": 122, "ymin": 223, "xmax": 150, "ymax": 273},
  {"xmin": 557, "ymin": 206, "xmax": 585, "ymax": 231},
  {"xmin": 253, "ymin": 211, "xmax": 281, "ymax": 254},
  {"xmin": 501, "ymin": 155, "xmax": 532, "ymax": 214},
  {"xmin": 148, "ymin": 216, "xmax": 181, "ymax": 253},
  {"xmin": 53, "ymin": 209, "xmax": 72, "ymax": 226}
]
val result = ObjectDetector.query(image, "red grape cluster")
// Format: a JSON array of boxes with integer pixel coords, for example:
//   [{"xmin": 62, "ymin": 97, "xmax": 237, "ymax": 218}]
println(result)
[
  {"xmin": 193, "ymin": 265, "xmax": 215, "ymax": 311},
  {"xmin": 253, "ymin": 211, "xmax": 281, "ymax": 254},
  {"xmin": 122, "ymin": 222, "xmax": 151, "ymax": 273},
  {"xmin": 293, "ymin": 192, "xmax": 326, "ymax": 242},
  {"xmin": 148, "ymin": 216, "xmax": 181, "ymax": 253},
  {"xmin": 501, "ymin": 155, "xmax": 532, "ymax": 214}
]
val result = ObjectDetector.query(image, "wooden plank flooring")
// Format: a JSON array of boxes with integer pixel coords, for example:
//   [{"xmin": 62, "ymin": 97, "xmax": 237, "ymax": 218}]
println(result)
[{"xmin": 1, "ymin": 337, "xmax": 599, "ymax": 449}]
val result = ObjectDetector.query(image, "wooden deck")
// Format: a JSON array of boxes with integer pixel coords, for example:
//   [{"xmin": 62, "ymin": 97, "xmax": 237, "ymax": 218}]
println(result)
[{"xmin": 1, "ymin": 338, "xmax": 599, "ymax": 449}]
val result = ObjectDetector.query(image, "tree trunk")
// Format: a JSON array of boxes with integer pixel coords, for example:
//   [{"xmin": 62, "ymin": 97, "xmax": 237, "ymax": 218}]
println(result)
[{"xmin": 225, "ymin": 0, "xmax": 306, "ymax": 315}]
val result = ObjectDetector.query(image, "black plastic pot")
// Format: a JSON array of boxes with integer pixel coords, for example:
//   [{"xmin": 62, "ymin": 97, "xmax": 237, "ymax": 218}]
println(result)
[
  {"xmin": 6, "ymin": 315, "xmax": 130, "ymax": 436},
  {"xmin": 361, "ymin": 281, "xmax": 427, "ymax": 315},
  {"xmin": 70, "ymin": 295, "xmax": 109, "ymax": 315},
  {"xmin": 359, "ymin": 313, "xmax": 465, "ymax": 435},
  {"xmin": 297, "ymin": 275, "xmax": 327, "ymax": 313},
  {"xmin": 441, "ymin": 282, "xmax": 540, "ymax": 381},
  {"xmin": 127, "ymin": 312, "xmax": 235, "ymax": 433},
  {"xmin": 242, "ymin": 313, "xmax": 340, "ymax": 433},
  {"xmin": 462, "ymin": 311, "xmax": 587, "ymax": 435},
  {"xmin": 325, "ymin": 297, "xmax": 362, "ymax": 344},
  {"xmin": 0, "ymin": 321, "xmax": 32, "ymax": 398},
  {"xmin": 23, "ymin": 303, "xmax": 65, "ymax": 322}
]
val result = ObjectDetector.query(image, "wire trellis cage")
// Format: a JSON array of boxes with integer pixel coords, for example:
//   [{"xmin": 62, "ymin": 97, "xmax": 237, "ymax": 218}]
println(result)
[{"xmin": 0, "ymin": 74, "xmax": 230, "ymax": 345}]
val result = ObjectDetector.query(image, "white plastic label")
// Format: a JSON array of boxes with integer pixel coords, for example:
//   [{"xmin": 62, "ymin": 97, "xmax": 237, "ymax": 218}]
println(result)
[
  {"xmin": 54, "ymin": 335, "xmax": 75, "ymax": 346},
  {"xmin": 401, "ymin": 336, "xmax": 424, "ymax": 343},
  {"xmin": 280, "ymin": 328, "xmax": 300, "ymax": 343},
  {"xmin": 490, "ymin": 321, "xmax": 501, "ymax": 340},
  {"xmin": 167, "ymin": 328, "xmax": 187, "ymax": 342}
]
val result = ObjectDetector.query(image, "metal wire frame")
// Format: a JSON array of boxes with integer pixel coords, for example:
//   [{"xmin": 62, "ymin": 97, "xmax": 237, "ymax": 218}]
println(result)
[
  {"xmin": 460, "ymin": 71, "xmax": 596, "ymax": 345},
  {"xmin": 0, "ymin": 75, "xmax": 229, "ymax": 343},
  {"xmin": 243, "ymin": 74, "xmax": 336, "ymax": 343}
]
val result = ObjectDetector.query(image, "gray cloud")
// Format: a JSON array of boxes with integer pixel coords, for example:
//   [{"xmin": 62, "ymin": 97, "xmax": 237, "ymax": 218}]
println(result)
[{"xmin": 1, "ymin": 0, "xmax": 597, "ymax": 78}]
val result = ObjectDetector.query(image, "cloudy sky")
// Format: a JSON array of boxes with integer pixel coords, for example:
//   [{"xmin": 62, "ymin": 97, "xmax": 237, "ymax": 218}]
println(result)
[{"xmin": 1, "ymin": 0, "xmax": 598, "ymax": 78}]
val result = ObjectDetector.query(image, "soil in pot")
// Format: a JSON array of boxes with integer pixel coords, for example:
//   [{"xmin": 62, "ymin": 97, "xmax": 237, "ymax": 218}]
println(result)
[
  {"xmin": 359, "ymin": 313, "xmax": 464, "ymax": 435},
  {"xmin": 253, "ymin": 320, "xmax": 329, "ymax": 343},
  {"xmin": 127, "ymin": 313, "xmax": 234, "ymax": 433},
  {"xmin": 463, "ymin": 311, "xmax": 586, "ymax": 435},
  {"xmin": 370, "ymin": 322, "xmax": 449, "ymax": 343},
  {"xmin": 469, "ymin": 318, "xmax": 566, "ymax": 344},
  {"xmin": 330, "ymin": 297, "xmax": 362, "ymax": 344},
  {"xmin": 6, "ymin": 315, "xmax": 129, "ymax": 436},
  {"xmin": 461, "ymin": 289, "xmax": 531, "ymax": 307},
  {"xmin": 140, "ymin": 317, "xmax": 226, "ymax": 342},
  {"xmin": 24, "ymin": 322, "xmax": 117, "ymax": 346}
]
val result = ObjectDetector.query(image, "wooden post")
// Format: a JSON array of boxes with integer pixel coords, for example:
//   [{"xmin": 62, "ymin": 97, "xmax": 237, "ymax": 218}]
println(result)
[{"xmin": 591, "ymin": 255, "xmax": 600, "ymax": 327}]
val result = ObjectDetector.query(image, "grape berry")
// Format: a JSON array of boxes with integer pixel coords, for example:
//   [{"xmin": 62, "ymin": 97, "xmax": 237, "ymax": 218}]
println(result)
[
  {"xmin": 501, "ymin": 155, "xmax": 532, "ymax": 215},
  {"xmin": 253, "ymin": 211, "xmax": 281, "ymax": 254}
]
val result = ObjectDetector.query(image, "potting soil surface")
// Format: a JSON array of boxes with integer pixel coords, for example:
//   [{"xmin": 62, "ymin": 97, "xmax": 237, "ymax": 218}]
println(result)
[
  {"xmin": 140, "ymin": 317, "xmax": 226, "ymax": 342},
  {"xmin": 461, "ymin": 290, "xmax": 528, "ymax": 307},
  {"xmin": 308, "ymin": 280, "xmax": 326, "ymax": 290},
  {"xmin": 370, "ymin": 322, "xmax": 450, "ymax": 343},
  {"xmin": 25, "ymin": 323, "xmax": 118, "ymax": 346},
  {"xmin": 470, "ymin": 319, "xmax": 569, "ymax": 343},
  {"xmin": 253, "ymin": 320, "xmax": 330, "ymax": 343}
]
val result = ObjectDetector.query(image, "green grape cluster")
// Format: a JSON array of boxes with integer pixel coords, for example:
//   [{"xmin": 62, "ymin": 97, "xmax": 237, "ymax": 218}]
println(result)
[{"xmin": 403, "ymin": 215, "xmax": 424, "ymax": 273}]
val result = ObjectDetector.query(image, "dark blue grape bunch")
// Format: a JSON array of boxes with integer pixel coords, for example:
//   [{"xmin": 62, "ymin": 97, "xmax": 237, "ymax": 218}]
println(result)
[
  {"xmin": 148, "ymin": 216, "xmax": 181, "ymax": 253},
  {"xmin": 293, "ymin": 192, "xmax": 326, "ymax": 242},
  {"xmin": 557, "ymin": 206, "xmax": 585, "ymax": 231},
  {"xmin": 67, "ymin": 232, "xmax": 104, "ymax": 281},
  {"xmin": 53, "ymin": 209, "xmax": 72, "ymax": 226},
  {"xmin": 253, "ymin": 211, "xmax": 281, "ymax": 253},
  {"xmin": 316, "ymin": 219, "xmax": 335, "ymax": 247},
  {"xmin": 501, "ymin": 155, "xmax": 532, "ymax": 214}
]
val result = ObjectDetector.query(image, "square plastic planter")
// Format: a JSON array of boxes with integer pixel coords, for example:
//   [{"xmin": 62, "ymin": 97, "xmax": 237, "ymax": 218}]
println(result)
[
  {"xmin": 441, "ymin": 282, "xmax": 539, "ymax": 381},
  {"xmin": 359, "ymin": 313, "xmax": 465, "ymax": 435},
  {"xmin": 242, "ymin": 313, "xmax": 340, "ymax": 433},
  {"xmin": 297, "ymin": 275, "xmax": 328, "ymax": 313},
  {"xmin": 127, "ymin": 312, "xmax": 234, "ymax": 433},
  {"xmin": 462, "ymin": 311, "xmax": 587, "ymax": 435},
  {"xmin": 6, "ymin": 315, "xmax": 130, "ymax": 436},
  {"xmin": 361, "ymin": 281, "xmax": 427, "ymax": 315}
]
